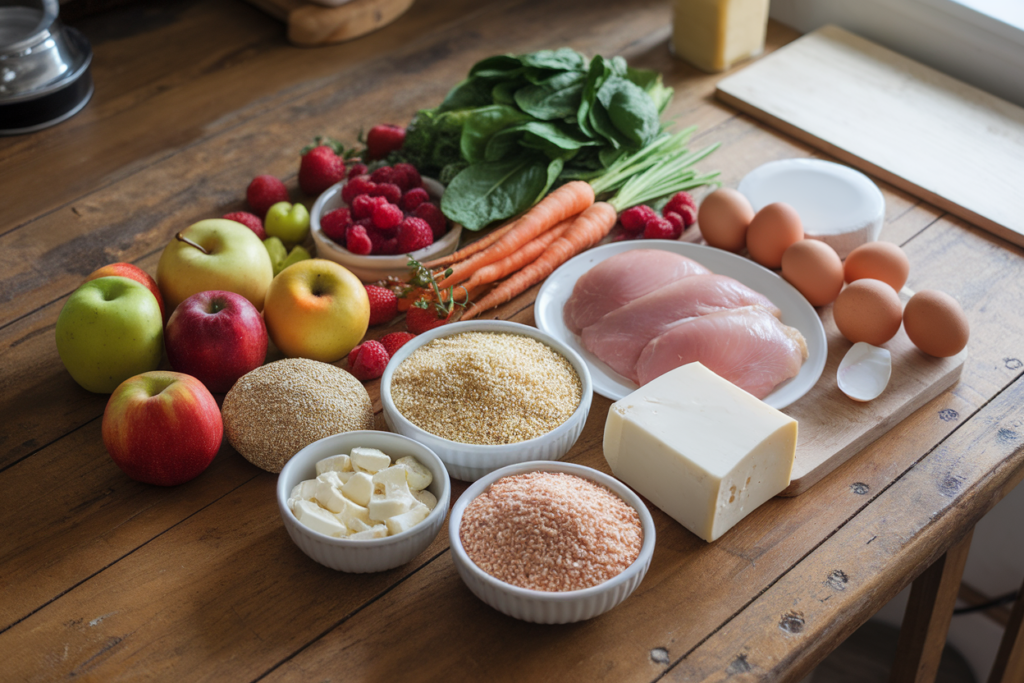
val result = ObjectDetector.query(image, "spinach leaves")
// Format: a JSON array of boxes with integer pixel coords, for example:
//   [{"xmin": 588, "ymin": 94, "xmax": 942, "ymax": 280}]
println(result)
[{"xmin": 402, "ymin": 48, "xmax": 673, "ymax": 230}]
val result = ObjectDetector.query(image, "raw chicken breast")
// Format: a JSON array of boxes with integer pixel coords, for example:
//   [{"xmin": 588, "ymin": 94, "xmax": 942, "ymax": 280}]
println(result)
[
  {"xmin": 635, "ymin": 305, "xmax": 808, "ymax": 398},
  {"xmin": 581, "ymin": 274, "xmax": 783, "ymax": 382},
  {"xmin": 563, "ymin": 249, "xmax": 710, "ymax": 334}
]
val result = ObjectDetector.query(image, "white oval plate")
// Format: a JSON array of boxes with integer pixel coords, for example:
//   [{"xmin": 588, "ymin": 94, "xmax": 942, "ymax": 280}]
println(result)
[{"xmin": 534, "ymin": 240, "xmax": 827, "ymax": 408}]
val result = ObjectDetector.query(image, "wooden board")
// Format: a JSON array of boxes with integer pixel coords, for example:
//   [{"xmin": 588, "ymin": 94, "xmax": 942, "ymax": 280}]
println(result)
[
  {"xmin": 783, "ymin": 289, "xmax": 965, "ymax": 495},
  {"xmin": 715, "ymin": 24, "xmax": 1024, "ymax": 249},
  {"xmin": 245, "ymin": 0, "xmax": 415, "ymax": 46}
]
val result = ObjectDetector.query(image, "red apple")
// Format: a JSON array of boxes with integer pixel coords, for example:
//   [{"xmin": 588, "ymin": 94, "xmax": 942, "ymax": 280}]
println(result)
[
  {"xmin": 102, "ymin": 371, "xmax": 223, "ymax": 486},
  {"xmin": 85, "ymin": 262, "xmax": 165, "ymax": 320},
  {"xmin": 165, "ymin": 290, "xmax": 268, "ymax": 393}
]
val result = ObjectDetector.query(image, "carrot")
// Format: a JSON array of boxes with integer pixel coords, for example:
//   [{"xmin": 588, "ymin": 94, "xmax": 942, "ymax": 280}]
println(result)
[
  {"xmin": 460, "ymin": 217, "xmax": 574, "ymax": 294},
  {"xmin": 437, "ymin": 181, "xmax": 595, "ymax": 290},
  {"xmin": 421, "ymin": 218, "xmax": 521, "ymax": 270},
  {"xmin": 461, "ymin": 202, "xmax": 617, "ymax": 320}
]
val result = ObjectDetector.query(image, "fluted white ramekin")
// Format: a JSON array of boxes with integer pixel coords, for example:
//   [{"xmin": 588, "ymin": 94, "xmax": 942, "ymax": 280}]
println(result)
[
  {"xmin": 448, "ymin": 461, "xmax": 656, "ymax": 623},
  {"xmin": 380, "ymin": 320, "xmax": 593, "ymax": 482},
  {"xmin": 276, "ymin": 430, "xmax": 450, "ymax": 573}
]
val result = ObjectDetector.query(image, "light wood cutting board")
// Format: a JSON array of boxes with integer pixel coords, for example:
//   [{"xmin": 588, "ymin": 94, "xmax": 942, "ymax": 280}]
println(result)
[
  {"xmin": 715, "ymin": 24, "xmax": 1024, "ymax": 249},
  {"xmin": 781, "ymin": 289, "xmax": 965, "ymax": 496},
  {"xmin": 245, "ymin": 0, "xmax": 414, "ymax": 46}
]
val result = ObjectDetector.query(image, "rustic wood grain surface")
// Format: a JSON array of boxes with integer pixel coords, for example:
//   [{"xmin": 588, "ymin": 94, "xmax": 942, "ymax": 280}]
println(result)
[{"xmin": 2, "ymin": 0, "xmax": 1022, "ymax": 680}]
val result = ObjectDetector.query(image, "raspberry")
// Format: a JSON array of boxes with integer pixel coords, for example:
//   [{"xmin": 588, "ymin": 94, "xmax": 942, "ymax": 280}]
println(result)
[
  {"xmin": 393, "ymin": 163, "xmax": 422, "ymax": 190},
  {"xmin": 643, "ymin": 216, "xmax": 675, "ymax": 240},
  {"xmin": 619, "ymin": 205, "xmax": 657, "ymax": 233},
  {"xmin": 356, "ymin": 216, "xmax": 375, "ymax": 229},
  {"xmin": 372, "ymin": 202, "xmax": 404, "ymax": 230},
  {"xmin": 678, "ymin": 203, "xmax": 698, "ymax": 228},
  {"xmin": 663, "ymin": 211, "xmax": 685, "ymax": 239},
  {"xmin": 665, "ymin": 191, "xmax": 697, "ymax": 217},
  {"xmin": 401, "ymin": 187, "xmax": 430, "ymax": 212},
  {"xmin": 299, "ymin": 146, "xmax": 345, "ymax": 196},
  {"xmin": 370, "ymin": 166, "xmax": 397, "ymax": 185},
  {"xmin": 342, "ymin": 175, "xmax": 375, "ymax": 204},
  {"xmin": 380, "ymin": 331, "xmax": 416, "ymax": 357},
  {"xmin": 406, "ymin": 303, "xmax": 452, "ymax": 335},
  {"xmin": 223, "ymin": 211, "xmax": 265, "ymax": 239},
  {"xmin": 365, "ymin": 124, "xmax": 406, "ymax": 160},
  {"xmin": 397, "ymin": 217, "xmax": 433, "ymax": 253},
  {"xmin": 413, "ymin": 202, "xmax": 447, "ymax": 239},
  {"xmin": 320, "ymin": 207, "xmax": 352, "ymax": 242},
  {"xmin": 348, "ymin": 340, "xmax": 390, "ymax": 381},
  {"xmin": 366, "ymin": 227, "xmax": 389, "ymax": 254},
  {"xmin": 347, "ymin": 163, "xmax": 368, "ymax": 179},
  {"xmin": 351, "ymin": 194, "xmax": 378, "ymax": 220},
  {"xmin": 371, "ymin": 182, "xmax": 402, "ymax": 204},
  {"xmin": 377, "ymin": 237, "xmax": 400, "ymax": 255},
  {"xmin": 365, "ymin": 285, "xmax": 398, "ymax": 326},
  {"xmin": 345, "ymin": 225, "xmax": 372, "ymax": 255},
  {"xmin": 246, "ymin": 175, "xmax": 289, "ymax": 217}
]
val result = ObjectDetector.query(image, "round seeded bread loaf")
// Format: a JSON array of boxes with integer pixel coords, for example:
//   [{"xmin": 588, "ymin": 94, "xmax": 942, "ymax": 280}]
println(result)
[{"xmin": 223, "ymin": 358, "xmax": 374, "ymax": 473}]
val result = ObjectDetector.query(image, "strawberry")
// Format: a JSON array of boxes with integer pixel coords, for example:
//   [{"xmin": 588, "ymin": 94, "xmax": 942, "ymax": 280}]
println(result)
[
  {"xmin": 401, "ymin": 187, "xmax": 430, "ymax": 212},
  {"xmin": 380, "ymin": 331, "xmax": 416, "ymax": 357},
  {"xmin": 299, "ymin": 146, "xmax": 345, "ymax": 196},
  {"xmin": 222, "ymin": 211, "xmax": 265, "ymax": 239},
  {"xmin": 365, "ymin": 285, "xmax": 398, "ymax": 326},
  {"xmin": 365, "ymin": 124, "xmax": 406, "ymax": 160},
  {"xmin": 320, "ymin": 207, "xmax": 352, "ymax": 242},
  {"xmin": 246, "ymin": 175, "xmax": 289, "ymax": 217},
  {"xmin": 403, "ymin": 258, "xmax": 466, "ymax": 334},
  {"xmin": 406, "ymin": 302, "xmax": 453, "ymax": 335},
  {"xmin": 619, "ymin": 205, "xmax": 656, "ymax": 234},
  {"xmin": 348, "ymin": 341, "xmax": 390, "ymax": 381},
  {"xmin": 397, "ymin": 217, "xmax": 433, "ymax": 253}
]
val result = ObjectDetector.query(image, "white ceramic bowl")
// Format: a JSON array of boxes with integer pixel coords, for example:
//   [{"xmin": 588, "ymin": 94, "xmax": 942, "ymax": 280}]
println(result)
[
  {"xmin": 276, "ymin": 430, "xmax": 451, "ymax": 573},
  {"xmin": 310, "ymin": 176, "xmax": 462, "ymax": 283},
  {"xmin": 449, "ymin": 461, "xmax": 656, "ymax": 623},
  {"xmin": 380, "ymin": 320, "xmax": 594, "ymax": 482}
]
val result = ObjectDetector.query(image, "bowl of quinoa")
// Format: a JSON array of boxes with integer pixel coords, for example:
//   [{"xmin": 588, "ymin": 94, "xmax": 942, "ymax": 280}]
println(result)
[
  {"xmin": 380, "ymin": 321, "xmax": 593, "ymax": 482},
  {"xmin": 448, "ymin": 461, "xmax": 656, "ymax": 624}
]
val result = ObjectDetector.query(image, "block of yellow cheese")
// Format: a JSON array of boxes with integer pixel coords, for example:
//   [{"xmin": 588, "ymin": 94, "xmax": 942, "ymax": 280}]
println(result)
[
  {"xmin": 671, "ymin": 0, "xmax": 769, "ymax": 73},
  {"xmin": 603, "ymin": 362, "xmax": 797, "ymax": 542}
]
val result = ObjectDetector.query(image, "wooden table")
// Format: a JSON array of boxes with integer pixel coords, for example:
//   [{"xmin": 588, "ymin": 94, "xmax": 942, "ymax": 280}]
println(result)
[{"xmin": 3, "ymin": 1, "xmax": 1023, "ymax": 680}]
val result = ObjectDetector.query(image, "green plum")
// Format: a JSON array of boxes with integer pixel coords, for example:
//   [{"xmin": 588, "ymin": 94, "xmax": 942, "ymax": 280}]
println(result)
[
  {"xmin": 281, "ymin": 245, "xmax": 312, "ymax": 272},
  {"xmin": 263, "ymin": 236, "xmax": 288, "ymax": 275},
  {"xmin": 264, "ymin": 202, "xmax": 310, "ymax": 246}
]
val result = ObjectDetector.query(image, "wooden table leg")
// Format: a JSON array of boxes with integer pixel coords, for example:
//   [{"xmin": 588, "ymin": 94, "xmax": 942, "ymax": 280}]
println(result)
[
  {"xmin": 988, "ymin": 574, "xmax": 1024, "ymax": 683},
  {"xmin": 889, "ymin": 529, "xmax": 975, "ymax": 683}
]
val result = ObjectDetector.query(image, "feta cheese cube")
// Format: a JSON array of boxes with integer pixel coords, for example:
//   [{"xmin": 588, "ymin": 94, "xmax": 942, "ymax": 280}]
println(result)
[
  {"xmin": 294, "ymin": 499, "xmax": 349, "ymax": 538},
  {"xmin": 288, "ymin": 479, "xmax": 318, "ymax": 512},
  {"xmin": 368, "ymin": 490, "xmax": 415, "ymax": 522},
  {"xmin": 348, "ymin": 524, "xmax": 388, "ymax": 540},
  {"xmin": 395, "ymin": 456, "xmax": 432, "ymax": 491},
  {"xmin": 385, "ymin": 502, "xmax": 430, "ymax": 535},
  {"xmin": 316, "ymin": 453, "xmax": 352, "ymax": 475},
  {"xmin": 372, "ymin": 466, "xmax": 411, "ymax": 496},
  {"xmin": 315, "ymin": 472, "xmax": 349, "ymax": 513},
  {"xmin": 350, "ymin": 447, "xmax": 391, "ymax": 474},
  {"xmin": 342, "ymin": 471, "xmax": 373, "ymax": 507},
  {"xmin": 412, "ymin": 489, "xmax": 437, "ymax": 511}
]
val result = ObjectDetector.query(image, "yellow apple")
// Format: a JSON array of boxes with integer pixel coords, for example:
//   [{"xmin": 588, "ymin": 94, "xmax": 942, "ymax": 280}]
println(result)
[
  {"xmin": 157, "ymin": 219, "xmax": 274, "ymax": 314},
  {"xmin": 263, "ymin": 259, "xmax": 369, "ymax": 362}
]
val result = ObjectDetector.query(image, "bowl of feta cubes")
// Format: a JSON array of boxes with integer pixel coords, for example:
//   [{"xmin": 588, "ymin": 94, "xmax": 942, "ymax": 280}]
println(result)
[{"xmin": 277, "ymin": 430, "xmax": 451, "ymax": 573}]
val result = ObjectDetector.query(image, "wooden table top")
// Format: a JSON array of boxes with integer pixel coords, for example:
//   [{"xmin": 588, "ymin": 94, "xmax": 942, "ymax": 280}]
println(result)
[{"xmin": 3, "ymin": 0, "xmax": 1023, "ymax": 680}]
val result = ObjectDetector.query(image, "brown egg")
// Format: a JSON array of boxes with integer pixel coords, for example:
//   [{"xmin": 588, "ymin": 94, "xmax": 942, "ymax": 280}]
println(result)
[
  {"xmin": 781, "ymin": 239, "xmax": 844, "ymax": 307},
  {"xmin": 903, "ymin": 289, "xmax": 969, "ymax": 357},
  {"xmin": 833, "ymin": 279, "xmax": 903, "ymax": 345},
  {"xmin": 697, "ymin": 188, "xmax": 754, "ymax": 252},
  {"xmin": 746, "ymin": 202, "xmax": 804, "ymax": 269},
  {"xmin": 844, "ymin": 241, "xmax": 910, "ymax": 291}
]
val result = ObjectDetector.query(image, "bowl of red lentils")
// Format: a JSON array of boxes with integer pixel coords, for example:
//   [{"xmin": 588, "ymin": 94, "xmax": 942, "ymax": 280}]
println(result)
[
  {"xmin": 448, "ymin": 461, "xmax": 656, "ymax": 623},
  {"xmin": 379, "ymin": 320, "xmax": 593, "ymax": 482}
]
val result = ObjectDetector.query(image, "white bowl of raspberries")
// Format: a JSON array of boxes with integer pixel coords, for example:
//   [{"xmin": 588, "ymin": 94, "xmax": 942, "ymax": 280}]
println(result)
[{"xmin": 311, "ymin": 162, "xmax": 462, "ymax": 283}]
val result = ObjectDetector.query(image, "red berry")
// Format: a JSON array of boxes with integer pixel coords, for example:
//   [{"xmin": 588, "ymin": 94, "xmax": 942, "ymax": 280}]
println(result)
[
  {"xmin": 393, "ymin": 163, "xmax": 422, "ymax": 190},
  {"xmin": 320, "ymin": 207, "xmax": 352, "ymax": 242},
  {"xmin": 377, "ymin": 237, "xmax": 400, "ymax": 255},
  {"xmin": 342, "ymin": 175, "xmax": 376, "ymax": 204},
  {"xmin": 380, "ymin": 331, "xmax": 416, "ymax": 357},
  {"xmin": 366, "ymin": 124, "xmax": 406, "ymax": 161},
  {"xmin": 401, "ymin": 187, "xmax": 430, "ymax": 212},
  {"xmin": 246, "ymin": 175, "xmax": 289, "ymax": 217},
  {"xmin": 370, "ymin": 166, "xmax": 397, "ymax": 185},
  {"xmin": 406, "ymin": 304, "xmax": 452, "ymax": 335},
  {"xmin": 347, "ymin": 163, "xmax": 368, "ymax": 179},
  {"xmin": 223, "ymin": 211, "xmax": 265, "ymax": 239},
  {"xmin": 665, "ymin": 191, "xmax": 697, "ymax": 217},
  {"xmin": 372, "ymin": 202, "xmax": 404, "ymax": 231},
  {"xmin": 413, "ymin": 202, "xmax": 447, "ymax": 239},
  {"xmin": 351, "ymin": 194, "xmax": 378, "ymax": 220},
  {"xmin": 348, "ymin": 340, "xmax": 390, "ymax": 381},
  {"xmin": 643, "ymin": 216, "xmax": 675, "ymax": 240},
  {"xmin": 397, "ymin": 217, "xmax": 433, "ymax": 253},
  {"xmin": 299, "ymin": 146, "xmax": 345, "ymax": 197},
  {"xmin": 365, "ymin": 285, "xmax": 398, "ymax": 326},
  {"xmin": 663, "ymin": 211, "xmax": 685, "ymax": 239},
  {"xmin": 345, "ymin": 225, "xmax": 372, "ymax": 255},
  {"xmin": 619, "ymin": 205, "xmax": 657, "ymax": 233},
  {"xmin": 679, "ymin": 203, "xmax": 698, "ymax": 228},
  {"xmin": 371, "ymin": 182, "xmax": 402, "ymax": 204}
]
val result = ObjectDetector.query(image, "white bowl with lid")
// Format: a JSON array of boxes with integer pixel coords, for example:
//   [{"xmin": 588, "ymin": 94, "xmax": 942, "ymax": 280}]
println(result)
[
  {"xmin": 738, "ymin": 158, "xmax": 885, "ymax": 258},
  {"xmin": 276, "ymin": 430, "xmax": 451, "ymax": 573},
  {"xmin": 448, "ymin": 461, "xmax": 656, "ymax": 623},
  {"xmin": 379, "ymin": 320, "xmax": 594, "ymax": 482}
]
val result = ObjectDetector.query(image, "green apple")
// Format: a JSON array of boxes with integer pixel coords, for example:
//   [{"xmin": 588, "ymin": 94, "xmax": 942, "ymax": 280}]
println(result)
[
  {"xmin": 281, "ymin": 244, "xmax": 312, "ymax": 271},
  {"xmin": 56, "ymin": 277, "xmax": 164, "ymax": 393},
  {"xmin": 264, "ymin": 202, "xmax": 310, "ymax": 246},
  {"xmin": 157, "ymin": 219, "xmax": 274, "ymax": 313},
  {"xmin": 263, "ymin": 236, "xmax": 288, "ymax": 275}
]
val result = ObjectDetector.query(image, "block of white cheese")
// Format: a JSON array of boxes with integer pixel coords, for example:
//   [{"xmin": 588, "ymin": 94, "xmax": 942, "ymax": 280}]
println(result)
[{"xmin": 603, "ymin": 362, "xmax": 797, "ymax": 542}]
